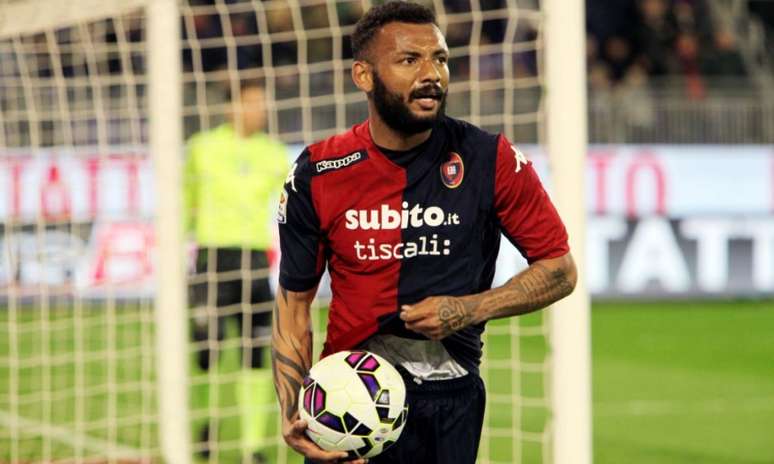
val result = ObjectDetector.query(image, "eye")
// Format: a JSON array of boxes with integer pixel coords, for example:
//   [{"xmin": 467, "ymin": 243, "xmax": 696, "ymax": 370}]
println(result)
[
  {"xmin": 402, "ymin": 57, "xmax": 417, "ymax": 65},
  {"xmin": 437, "ymin": 56, "xmax": 448, "ymax": 64}
]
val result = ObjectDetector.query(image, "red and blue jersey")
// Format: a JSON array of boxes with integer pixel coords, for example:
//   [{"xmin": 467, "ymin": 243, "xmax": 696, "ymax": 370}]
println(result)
[{"xmin": 278, "ymin": 116, "xmax": 569, "ymax": 373}]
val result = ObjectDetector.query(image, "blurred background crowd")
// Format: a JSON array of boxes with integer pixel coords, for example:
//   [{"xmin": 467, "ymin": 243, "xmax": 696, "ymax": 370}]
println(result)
[
  {"xmin": 3, "ymin": 0, "xmax": 773, "ymax": 148},
  {"xmin": 181, "ymin": 0, "xmax": 773, "ymax": 93},
  {"xmin": 179, "ymin": 0, "xmax": 774, "ymax": 143}
]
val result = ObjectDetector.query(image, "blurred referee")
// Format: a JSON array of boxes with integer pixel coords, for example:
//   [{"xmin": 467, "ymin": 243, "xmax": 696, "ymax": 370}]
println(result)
[{"xmin": 184, "ymin": 78, "xmax": 288, "ymax": 462}]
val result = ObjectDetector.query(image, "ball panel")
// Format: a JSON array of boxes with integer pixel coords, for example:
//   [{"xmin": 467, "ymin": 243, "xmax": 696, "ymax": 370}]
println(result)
[
  {"xmin": 376, "ymin": 390, "xmax": 390, "ymax": 405},
  {"xmin": 358, "ymin": 373, "xmax": 380, "ymax": 400},
  {"xmin": 358, "ymin": 355, "xmax": 380, "ymax": 372},
  {"xmin": 313, "ymin": 384, "xmax": 326, "ymax": 416},
  {"xmin": 345, "ymin": 351, "xmax": 366, "ymax": 367},
  {"xmin": 317, "ymin": 411, "xmax": 346, "ymax": 433},
  {"xmin": 342, "ymin": 411, "xmax": 359, "ymax": 433},
  {"xmin": 303, "ymin": 384, "xmax": 313, "ymax": 414},
  {"xmin": 351, "ymin": 422, "xmax": 372, "ymax": 436}
]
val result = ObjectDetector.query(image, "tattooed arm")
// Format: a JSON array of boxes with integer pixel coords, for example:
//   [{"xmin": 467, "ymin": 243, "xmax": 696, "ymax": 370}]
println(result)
[
  {"xmin": 400, "ymin": 252, "xmax": 577, "ymax": 340},
  {"xmin": 272, "ymin": 285, "xmax": 357, "ymax": 464}
]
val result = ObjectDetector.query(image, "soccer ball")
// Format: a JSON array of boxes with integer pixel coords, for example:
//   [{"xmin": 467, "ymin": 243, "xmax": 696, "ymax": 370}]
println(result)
[{"xmin": 298, "ymin": 350, "xmax": 409, "ymax": 459}]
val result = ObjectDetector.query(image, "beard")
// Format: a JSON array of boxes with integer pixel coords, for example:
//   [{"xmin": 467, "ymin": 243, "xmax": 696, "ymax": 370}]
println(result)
[{"xmin": 370, "ymin": 70, "xmax": 447, "ymax": 136}]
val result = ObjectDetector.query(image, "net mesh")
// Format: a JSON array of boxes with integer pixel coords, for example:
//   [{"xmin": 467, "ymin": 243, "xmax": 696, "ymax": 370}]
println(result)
[
  {"xmin": 0, "ymin": 1, "xmax": 549, "ymax": 463},
  {"xmin": 0, "ymin": 5, "xmax": 158, "ymax": 462}
]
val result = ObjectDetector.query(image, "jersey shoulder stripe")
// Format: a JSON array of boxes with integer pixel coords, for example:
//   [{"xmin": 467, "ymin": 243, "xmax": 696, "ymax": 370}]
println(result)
[{"xmin": 307, "ymin": 122, "xmax": 369, "ymax": 161}]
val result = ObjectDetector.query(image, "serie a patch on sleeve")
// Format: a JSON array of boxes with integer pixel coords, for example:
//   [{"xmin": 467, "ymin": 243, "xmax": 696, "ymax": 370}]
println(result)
[{"xmin": 276, "ymin": 187, "xmax": 288, "ymax": 224}]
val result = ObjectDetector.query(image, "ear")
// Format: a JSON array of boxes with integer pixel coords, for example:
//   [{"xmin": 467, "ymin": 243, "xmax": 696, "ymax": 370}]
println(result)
[{"xmin": 351, "ymin": 60, "xmax": 373, "ymax": 93}]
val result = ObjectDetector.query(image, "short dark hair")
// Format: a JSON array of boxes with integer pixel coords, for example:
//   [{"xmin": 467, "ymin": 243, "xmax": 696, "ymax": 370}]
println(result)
[
  {"xmin": 351, "ymin": 1, "xmax": 437, "ymax": 61},
  {"xmin": 225, "ymin": 77, "xmax": 265, "ymax": 101}
]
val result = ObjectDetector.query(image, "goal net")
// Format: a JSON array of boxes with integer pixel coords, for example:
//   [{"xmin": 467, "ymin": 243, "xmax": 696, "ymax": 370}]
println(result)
[
  {"xmin": 0, "ymin": 0, "xmax": 583, "ymax": 463},
  {"xmin": 0, "ymin": 0, "xmax": 158, "ymax": 462}
]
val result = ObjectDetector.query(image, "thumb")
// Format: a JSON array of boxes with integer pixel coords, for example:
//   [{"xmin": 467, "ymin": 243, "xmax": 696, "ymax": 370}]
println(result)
[{"xmin": 290, "ymin": 419, "xmax": 308, "ymax": 435}]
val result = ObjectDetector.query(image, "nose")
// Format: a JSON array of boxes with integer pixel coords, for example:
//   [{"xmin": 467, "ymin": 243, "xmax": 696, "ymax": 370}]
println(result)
[{"xmin": 418, "ymin": 58, "xmax": 442, "ymax": 84}]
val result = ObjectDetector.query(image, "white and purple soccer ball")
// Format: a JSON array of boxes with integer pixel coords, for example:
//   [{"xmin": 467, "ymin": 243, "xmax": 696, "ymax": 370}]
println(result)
[{"xmin": 298, "ymin": 350, "xmax": 409, "ymax": 459}]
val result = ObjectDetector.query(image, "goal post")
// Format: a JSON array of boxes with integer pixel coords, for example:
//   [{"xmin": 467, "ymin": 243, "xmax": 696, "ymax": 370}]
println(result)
[
  {"xmin": 147, "ymin": 0, "xmax": 191, "ymax": 463},
  {"xmin": 0, "ymin": 0, "xmax": 191, "ymax": 462},
  {"xmin": 544, "ymin": 0, "xmax": 593, "ymax": 463}
]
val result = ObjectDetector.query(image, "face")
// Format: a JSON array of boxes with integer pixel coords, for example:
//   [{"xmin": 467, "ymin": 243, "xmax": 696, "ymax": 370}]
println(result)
[
  {"xmin": 234, "ymin": 85, "xmax": 267, "ymax": 135},
  {"xmin": 361, "ymin": 22, "xmax": 450, "ymax": 135}
]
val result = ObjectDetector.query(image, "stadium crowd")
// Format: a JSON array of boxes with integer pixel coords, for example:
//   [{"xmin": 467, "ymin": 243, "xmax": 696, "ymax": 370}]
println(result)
[
  {"xmin": 182, "ymin": 0, "xmax": 758, "ymax": 100},
  {"xmin": 587, "ymin": 0, "xmax": 749, "ymax": 99}
]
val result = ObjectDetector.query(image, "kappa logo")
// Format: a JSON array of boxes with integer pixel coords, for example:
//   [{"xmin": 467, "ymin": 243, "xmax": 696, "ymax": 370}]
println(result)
[
  {"xmin": 440, "ymin": 152, "xmax": 464, "ymax": 188},
  {"xmin": 315, "ymin": 150, "xmax": 367, "ymax": 174},
  {"xmin": 284, "ymin": 162, "xmax": 297, "ymax": 192},
  {"xmin": 512, "ymin": 145, "xmax": 528, "ymax": 173}
]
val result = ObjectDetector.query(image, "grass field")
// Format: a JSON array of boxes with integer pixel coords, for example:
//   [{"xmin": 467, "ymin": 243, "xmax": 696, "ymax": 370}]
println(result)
[{"xmin": 1, "ymin": 300, "xmax": 773, "ymax": 463}]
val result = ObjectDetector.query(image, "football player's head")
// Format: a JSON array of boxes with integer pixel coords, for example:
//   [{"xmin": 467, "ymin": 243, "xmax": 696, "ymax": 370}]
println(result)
[
  {"xmin": 351, "ymin": 2, "xmax": 449, "ymax": 136},
  {"xmin": 228, "ymin": 79, "xmax": 267, "ymax": 136}
]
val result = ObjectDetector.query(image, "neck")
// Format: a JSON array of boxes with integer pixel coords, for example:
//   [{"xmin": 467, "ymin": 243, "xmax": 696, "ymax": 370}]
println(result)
[
  {"xmin": 232, "ymin": 123, "xmax": 262, "ymax": 138},
  {"xmin": 367, "ymin": 105, "xmax": 433, "ymax": 151}
]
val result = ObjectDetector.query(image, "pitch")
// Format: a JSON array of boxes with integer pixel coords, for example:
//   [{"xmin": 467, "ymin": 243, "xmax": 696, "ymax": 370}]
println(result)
[{"xmin": 1, "ymin": 300, "xmax": 772, "ymax": 463}]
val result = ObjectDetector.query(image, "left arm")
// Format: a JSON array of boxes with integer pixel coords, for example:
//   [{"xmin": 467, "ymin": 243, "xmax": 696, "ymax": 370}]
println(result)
[{"xmin": 400, "ymin": 252, "xmax": 576, "ymax": 340}]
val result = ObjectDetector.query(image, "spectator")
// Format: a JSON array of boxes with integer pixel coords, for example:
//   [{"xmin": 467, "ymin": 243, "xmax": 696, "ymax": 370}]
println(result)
[
  {"xmin": 701, "ymin": 28, "xmax": 747, "ymax": 77},
  {"xmin": 675, "ymin": 31, "xmax": 706, "ymax": 99}
]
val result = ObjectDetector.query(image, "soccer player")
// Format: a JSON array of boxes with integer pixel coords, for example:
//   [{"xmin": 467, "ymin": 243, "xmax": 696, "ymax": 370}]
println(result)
[
  {"xmin": 184, "ymin": 79, "xmax": 288, "ymax": 461},
  {"xmin": 271, "ymin": 2, "xmax": 577, "ymax": 463}
]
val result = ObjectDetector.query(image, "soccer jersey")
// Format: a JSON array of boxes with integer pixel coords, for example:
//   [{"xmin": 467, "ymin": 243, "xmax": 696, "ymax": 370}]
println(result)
[
  {"xmin": 184, "ymin": 123, "xmax": 289, "ymax": 250},
  {"xmin": 278, "ymin": 116, "xmax": 569, "ymax": 374}
]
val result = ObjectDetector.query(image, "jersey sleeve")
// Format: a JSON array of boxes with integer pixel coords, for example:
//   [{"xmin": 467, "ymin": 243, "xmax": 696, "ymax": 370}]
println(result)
[
  {"xmin": 278, "ymin": 149, "xmax": 326, "ymax": 291},
  {"xmin": 493, "ymin": 135, "xmax": 570, "ymax": 263}
]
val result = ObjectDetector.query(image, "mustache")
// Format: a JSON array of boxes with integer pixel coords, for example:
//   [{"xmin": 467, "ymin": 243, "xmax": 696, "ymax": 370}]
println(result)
[{"xmin": 410, "ymin": 85, "xmax": 445, "ymax": 100}]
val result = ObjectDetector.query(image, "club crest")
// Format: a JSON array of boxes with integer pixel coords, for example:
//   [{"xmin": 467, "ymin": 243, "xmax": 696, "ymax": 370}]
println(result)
[{"xmin": 440, "ymin": 152, "xmax": 464, "ymax": 189}]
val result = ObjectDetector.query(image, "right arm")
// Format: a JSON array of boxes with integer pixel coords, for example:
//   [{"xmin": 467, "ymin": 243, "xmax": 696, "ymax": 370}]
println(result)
[
  {"xmin": 274, "ymin": 151, "xmax": 365, "ymax": 463},
  {"xmin": 271, "ymin": 285, "xmax": 314, "ymax": 428},
  {"xmin": 271, "ymin": 285, "xmax": 355, "ymax": 463}
]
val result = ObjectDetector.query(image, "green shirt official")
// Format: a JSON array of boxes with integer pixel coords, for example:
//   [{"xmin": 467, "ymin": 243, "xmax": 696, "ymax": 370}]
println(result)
[{"xmin": 184, "ymin": 123, "xmax": 289, "ymax": 250}]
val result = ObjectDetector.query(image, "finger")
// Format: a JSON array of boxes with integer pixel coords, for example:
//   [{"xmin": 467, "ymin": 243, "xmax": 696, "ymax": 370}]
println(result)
[
  {"xmin": 291, "ymin": 438, "xmax": 348, "ymax": 463},
  {"xmin": 398, "ymin": 304, "xmax": 412, "ymax": 321},
  {"xmin": 302, "ymin": 445, "xmax": 348, "ymax": 462},
  {"xmin": 289, "ymin": 419, "xmax": 308, "ymax": 435},
  {"xmin": 287, "ymin": 428, "xmax": 348, "ymax": 463},
  {"xmin": 400, "ymin": 305, "xmax": 427, "ymax": 322}
]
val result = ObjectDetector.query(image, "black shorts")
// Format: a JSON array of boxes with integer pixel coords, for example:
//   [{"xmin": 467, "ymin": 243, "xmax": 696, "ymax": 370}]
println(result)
[
  {"xmin": 305, "ymin": 372, "xmax": 486, "ymax": 464},
  {"xmin": 189, "ymin": 247, "xmax": 273, "ymax": 369},
  {"xmin": 189, "ymin": 247, "xmax": 272, "ymax": 309}
]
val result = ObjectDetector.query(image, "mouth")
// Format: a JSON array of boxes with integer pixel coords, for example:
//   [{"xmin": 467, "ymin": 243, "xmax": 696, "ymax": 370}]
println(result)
[
  {"xmin": 414, "ymin": 97, "xmax": 439, "ymax": 111},
  {"xmin": 410, "ymin": 87, "xmax": 443, "ymax": 111}
]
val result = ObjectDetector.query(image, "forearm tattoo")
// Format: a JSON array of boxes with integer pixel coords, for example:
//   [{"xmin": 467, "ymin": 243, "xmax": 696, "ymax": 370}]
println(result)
[
  {"xmin": 438, "ymin": 298, "xmax": 475, "ymax": 335},
  {"xmin": 271, "ymin": 288, "xmax": 312, "ymax": 422},
  {"xmin": 483, "ymin": 262, "xmax": 575, "ymax": 319}
]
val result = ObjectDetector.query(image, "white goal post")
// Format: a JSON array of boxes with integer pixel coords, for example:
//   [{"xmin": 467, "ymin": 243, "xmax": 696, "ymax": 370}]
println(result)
[
  {"xmin": 544, "ymin": 0, "xmax": 593, "ymax": 464},
  {"xmin": 147, "ymin": 1, "xmax": 191, "ymax": 463},
  {"xmin": 0, "ymin": 0, "xmax": 190, "ymax": 462}
]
